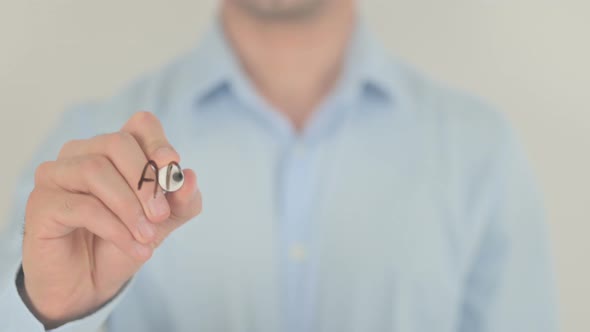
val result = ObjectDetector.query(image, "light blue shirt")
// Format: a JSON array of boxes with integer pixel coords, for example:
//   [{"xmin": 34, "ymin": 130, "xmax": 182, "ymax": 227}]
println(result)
[{"xmin": 0, "ymin": 19, "xmax": 557, "ymax": 332}]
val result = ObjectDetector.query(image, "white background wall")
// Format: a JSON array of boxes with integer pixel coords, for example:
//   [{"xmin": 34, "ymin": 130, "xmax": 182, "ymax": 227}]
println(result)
[{"xmin": 1, "ymin": 1, "xmax": 588, "ymax": 330}]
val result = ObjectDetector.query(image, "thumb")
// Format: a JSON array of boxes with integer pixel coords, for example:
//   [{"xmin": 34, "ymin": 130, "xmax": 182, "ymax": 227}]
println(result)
[{"xmin": 151, "ymin": 169, "xmax": 202, "ymax": 247}]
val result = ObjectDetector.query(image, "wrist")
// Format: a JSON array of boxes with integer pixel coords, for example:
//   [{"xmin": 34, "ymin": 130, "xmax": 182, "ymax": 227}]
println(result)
[{"xmin": 17, "ymin": 267, "xmax": 124, "ymax": 330}]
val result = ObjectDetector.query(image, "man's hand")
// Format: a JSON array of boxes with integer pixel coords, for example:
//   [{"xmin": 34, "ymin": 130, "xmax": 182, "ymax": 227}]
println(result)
[{"xmin": 20, "ymin": 112, "xmax": 202, "ymax": 328}]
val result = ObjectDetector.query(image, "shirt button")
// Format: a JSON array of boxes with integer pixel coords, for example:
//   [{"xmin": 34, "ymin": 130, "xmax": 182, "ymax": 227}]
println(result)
[{"xmin": 289, "ymin": 244, "xmax": 307, "ymax": 262}]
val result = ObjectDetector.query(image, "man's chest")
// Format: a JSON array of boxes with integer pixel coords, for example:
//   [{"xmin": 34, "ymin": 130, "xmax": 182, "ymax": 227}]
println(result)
[{"xmin": 130, "ymin": 120, "xmax": 468, "ymax": 331}]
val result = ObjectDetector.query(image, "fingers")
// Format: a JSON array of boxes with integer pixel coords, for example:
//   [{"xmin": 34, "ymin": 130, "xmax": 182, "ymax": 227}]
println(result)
[
  {"xmin": 57, "ymin": 131, "xmax": 171, "ymax": 224},
  {"xmin": 121, "ymin": 112, "xmax": 180, "ymax": 167},
  {"xmin": 27, "ymin": 189, "xmax": 152, "ymax": 262},
  {"xmin": 42, "ymin": 111, "xmax": 201, "ymax": 251},
  {"xmin": 151, "ymin": 169, "xmax": 202, "ymax": 248},
  {"xmin": 36, "ymin": 157, "xmax": 157, "ymax": 245},
  {"xmin": 168, "ymin": 169, "xmax": 201, "ymax": 222}
]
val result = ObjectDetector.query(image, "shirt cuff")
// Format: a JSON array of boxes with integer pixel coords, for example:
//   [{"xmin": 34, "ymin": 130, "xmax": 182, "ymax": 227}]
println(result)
[
  {"xmin": 0, "ymin": 261, "xmax": 131, "ymax": 332},
  {"xmin": 0, "ymin": 262, "xmax": 44, "ymax": 331}
]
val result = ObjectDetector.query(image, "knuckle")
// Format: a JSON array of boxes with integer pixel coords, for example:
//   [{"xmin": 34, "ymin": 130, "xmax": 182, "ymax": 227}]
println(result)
[
  {"xmin": 61, "ymin": 195, "xmax": 76, "ymax": 215},
  {"xmin": 80, "ymin": 155, "xmax": 111, "ymax": 175},
  {"xmin": 58, "ymin": 139, "xmax": 82, "ymax": 159},
  {"xmin": 26, "ymin": 188, "xmax": 42, "ymax": 205},
  {"xmin": 52, "ymin": 194, "xmax": 80, "ymax": 222},
  {"xmin": 130, "ymin": 111, "xmax": 160, "ymax": 128},
  {"xmin": 34, "ymin": 161, "xmax": 54, "ymax": 186},
  {"xmin": 105, "ymin": 132, "xmax": 136, "ymax": 152}
]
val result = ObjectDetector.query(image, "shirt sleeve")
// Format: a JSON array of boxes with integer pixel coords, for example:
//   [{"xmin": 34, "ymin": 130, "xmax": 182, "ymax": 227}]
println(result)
[
  {"xmin": 0, "ymin": 262, "xmax": 44, "ymax": 331},
  {"xmin": 457, "ymin": 119, "xmax": 559, "ymax": 331},
  {"xmin": 0, "ymin": 261, "xmax": 131, "ymax": 332}
]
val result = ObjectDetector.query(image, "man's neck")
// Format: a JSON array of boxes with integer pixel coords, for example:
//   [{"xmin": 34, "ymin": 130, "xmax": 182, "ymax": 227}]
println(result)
[{"xmin": 221, "ymin": 1, "xmax": 356, "ymax": 131}]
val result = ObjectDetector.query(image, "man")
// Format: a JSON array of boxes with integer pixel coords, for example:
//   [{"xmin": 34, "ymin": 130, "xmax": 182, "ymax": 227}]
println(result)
[{"xmin": 0, "ymin": 0, "xmax": 557, "ymax": 331}]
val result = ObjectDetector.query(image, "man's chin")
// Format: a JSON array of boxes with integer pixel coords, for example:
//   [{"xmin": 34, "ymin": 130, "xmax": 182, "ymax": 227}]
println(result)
[{"xmin": 231, "ymin": 0, "xmax": 328, "ymax": 21}]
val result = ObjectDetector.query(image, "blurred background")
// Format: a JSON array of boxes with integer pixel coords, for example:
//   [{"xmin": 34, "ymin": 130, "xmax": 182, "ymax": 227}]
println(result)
[{"xmin": 0, "ymin": 1, "xmax": 588, "ymax": 330}]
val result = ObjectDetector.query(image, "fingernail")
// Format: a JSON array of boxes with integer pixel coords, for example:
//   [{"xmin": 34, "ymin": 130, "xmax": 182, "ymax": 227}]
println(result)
[
  {"xmin": 137, "ymin": 216, "xmax": 155, "ymax": 241},
  {"xmin": 148, "ymin": 192, "xmax": 170, "ymax": 219},
  {"xmin": 134, "ymin": 242, "xmax": 152, "ymax": 259}
]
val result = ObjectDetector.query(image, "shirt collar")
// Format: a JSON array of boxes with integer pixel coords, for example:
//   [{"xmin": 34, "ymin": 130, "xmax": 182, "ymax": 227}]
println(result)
[
  {"xmin": 186, "ymin": 19, "xmax": 238, "ymax": 104},
  {"xmin": 184, "ymin": 17, "xmax": 402, "ymax": 110},
  {"xmin": 350, "ymin": 21, "xmax": 400, "ymax": 102}
]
